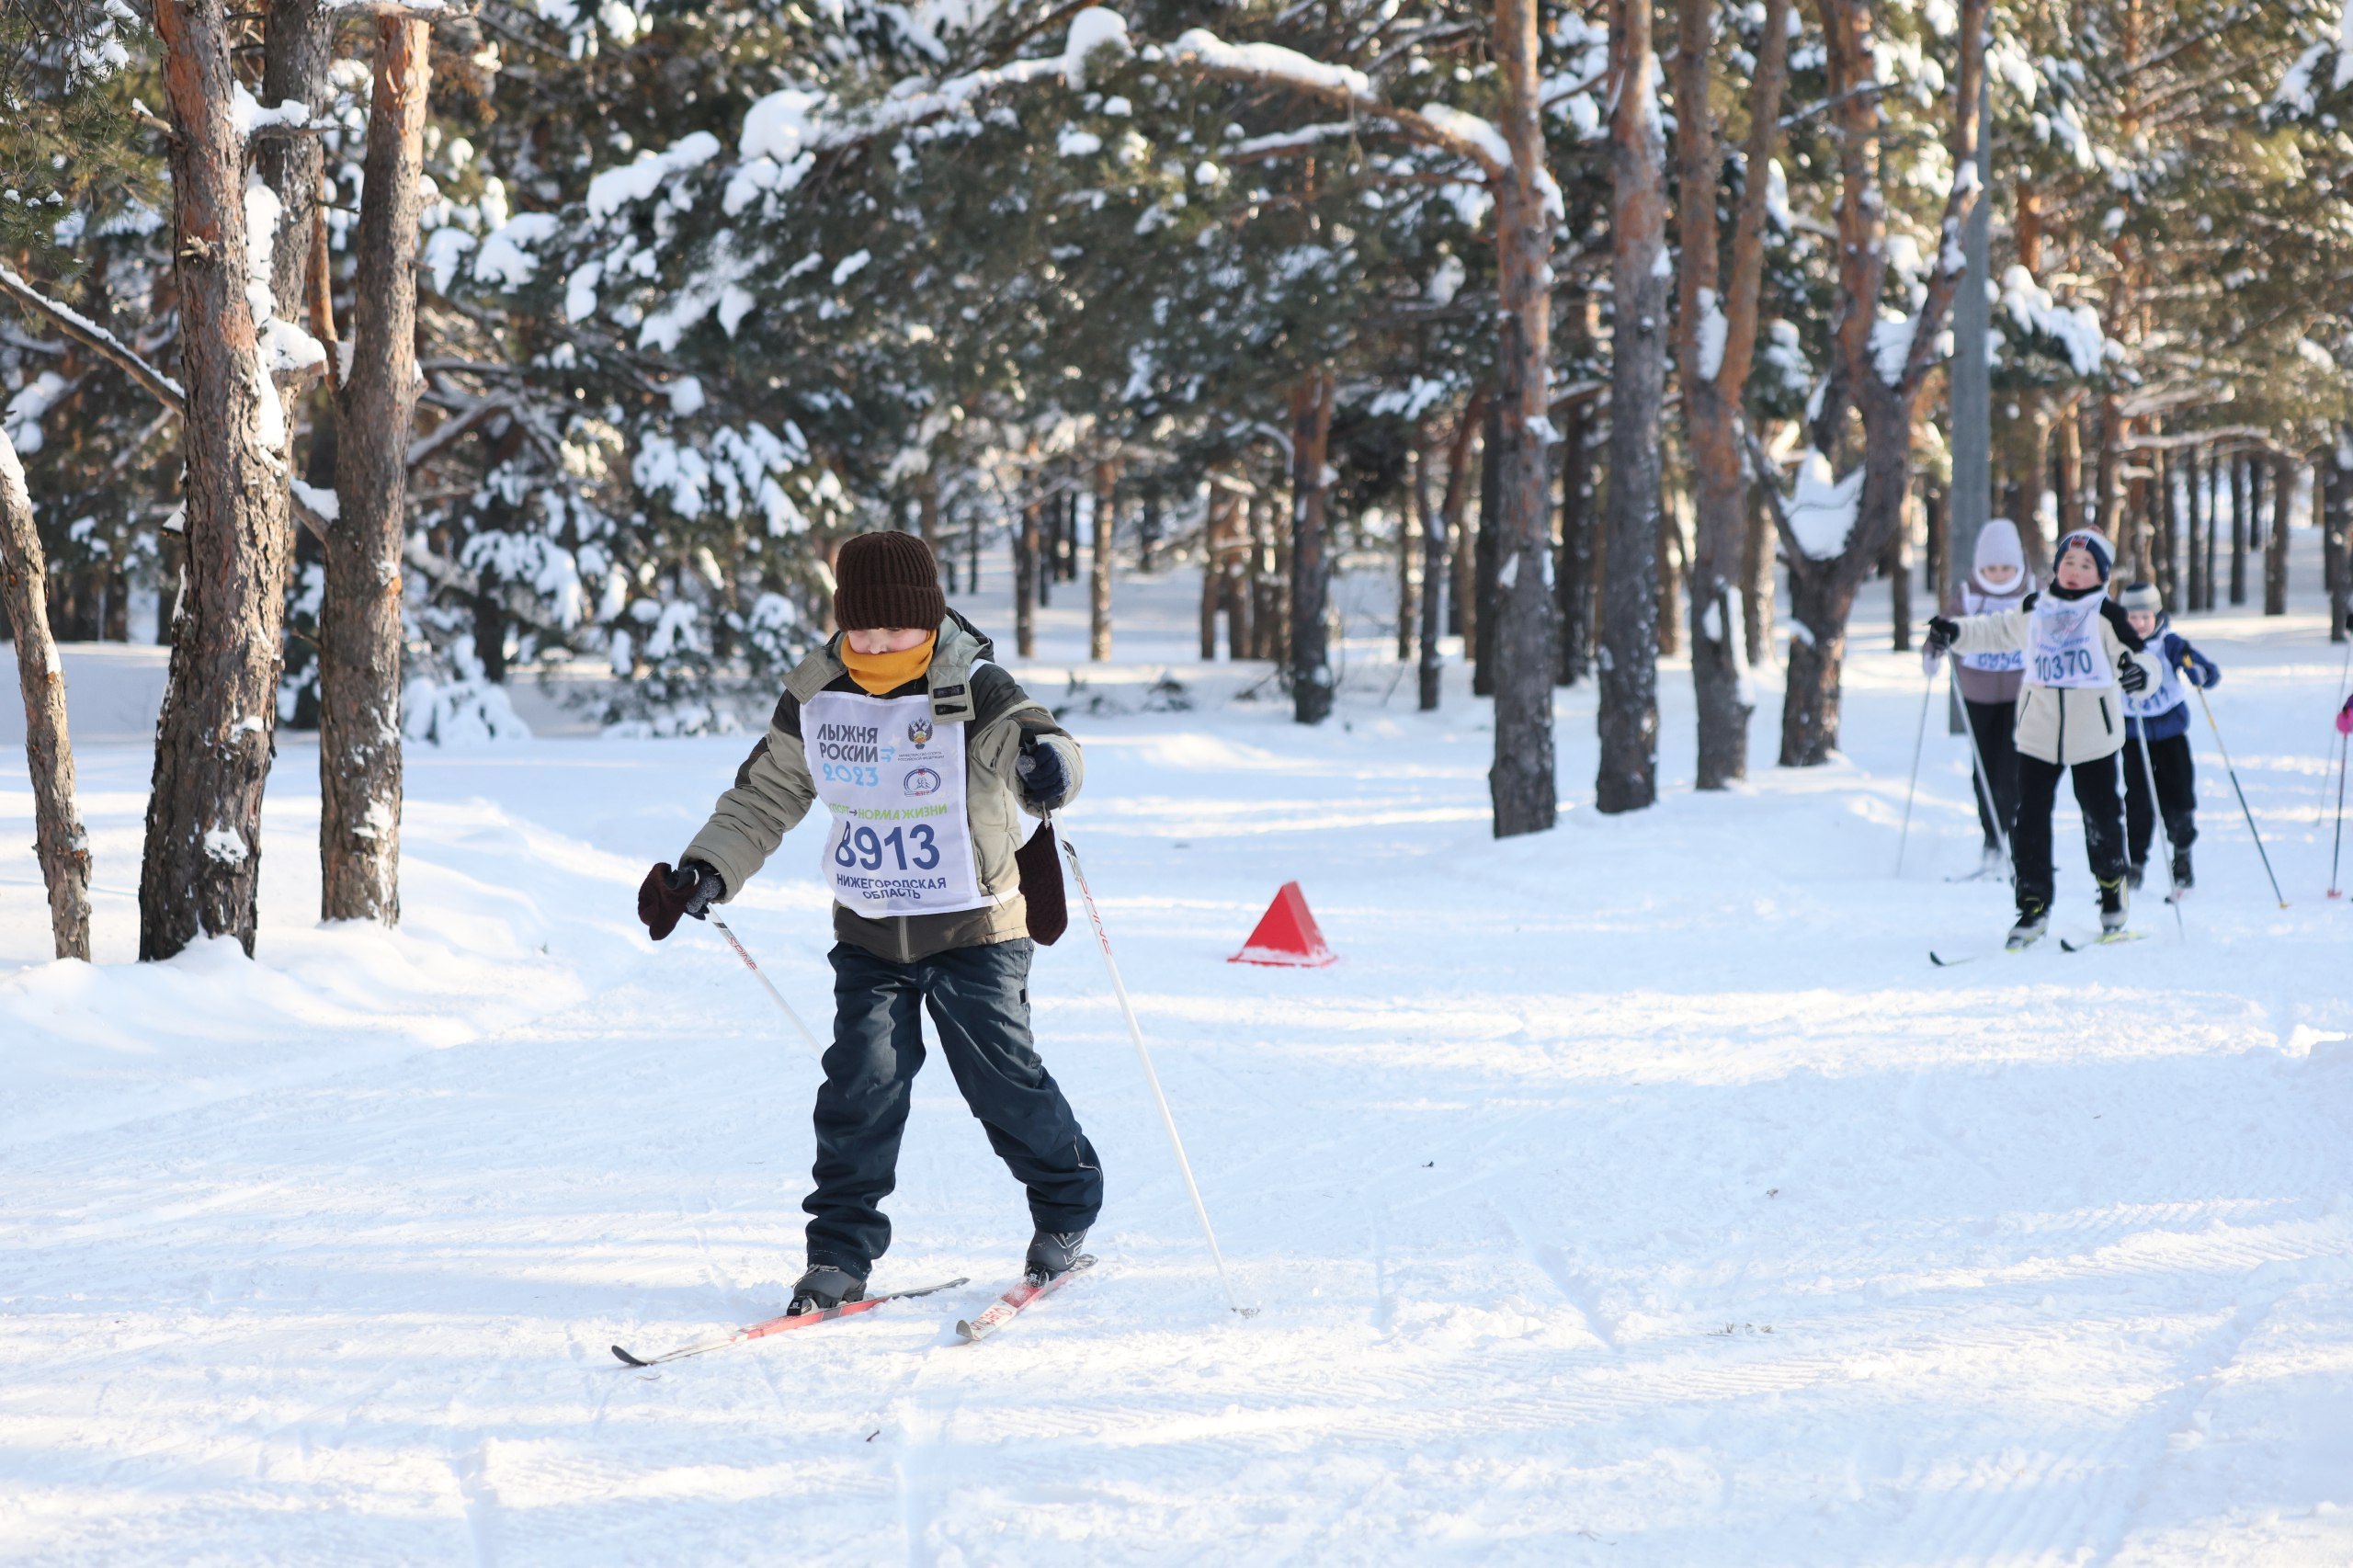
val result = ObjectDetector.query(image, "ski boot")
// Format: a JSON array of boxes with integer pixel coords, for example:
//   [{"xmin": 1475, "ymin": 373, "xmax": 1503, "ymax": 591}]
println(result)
[
  {"xmin": 2125, "ymin": 859, "xmax": 2145, "ymax": 892},
  {"xmin": 2170, "ymin": 846, "xmax": 2193, "ymax": 892},
  {"xmin": 788, "ymin": 1264, "xmax": 867, "ymax": 1316},
  {"xmin": 1024, "ymin": 1228, "xmax": 1088, "ymax": 1286},
  {"xmin": 2098, "ymin": 876, "xmax": 2129, "ymax": 935},
  {"xmin": 2006, "ymin": 898, "xmax": 2050, "ymax": 951}
]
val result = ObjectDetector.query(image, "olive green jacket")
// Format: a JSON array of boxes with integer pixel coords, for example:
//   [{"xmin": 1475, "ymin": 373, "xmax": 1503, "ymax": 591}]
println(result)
[{"xmin": 681, "ymin": 611, "xmax": 1082, "ymax": 962}]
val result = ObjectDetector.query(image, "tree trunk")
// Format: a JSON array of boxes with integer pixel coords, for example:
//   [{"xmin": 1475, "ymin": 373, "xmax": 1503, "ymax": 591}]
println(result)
[
  {"xmin": 320, "ymin": 16, "xmax": 429, "ymax": 926},
  {"xmin": 2093, "ymin": 392, "xmax": 2123, "ymax": 544},
  {"xmin": 259, "ymin": 0, "xmax": 330, "ymax": 355},
  {"xmin": 1091, "ymin": 461, "xmax": 1114, "ymax": 659},
  {"xmin": 2054, "ymin": 401, "xmax": 2080, "ymax": 540},
  {"xmin": 1138, "ymin": 480, "xmax": 1161, "ymax": 574},
  {"xmin": 1672, "ymin": 0, "xmax": 1789, "ymax": 789},
  {"xmin": 2011, "ymin": 398, "xmax": 2051, "ymax": 576},
  {"xmin": 1656, "ymin": 477, "xmax": 1681, "ymax": 658},
  {"xmin": 1742, "ymin": 472, "xmax": 1775, "ymax": 667},
  {"xmin": 921, "ymin": 474, "xmax": 948, "ymax": 591},
  {"xmin": 2230, "ymin": 454, "xmax": 2250, "ymax": 606},
  {"xmin": 1199, "ymin": 489, "xmax": 1222, "ymax": 659},
  {"xmin": 1394, "ymin": 475, "xmax": 1414, "ymax": 664},
  {"xmin": 1, "ymin": 429, "xmax": 92, "ymax": 960},
  {"xmin": 1472, "ymin": 397, "xmax": 1501, "ymax": 697},
  {"xmin": 1780, "ymin": 566, "xmax": 1859, "ymax": 768},
  {"xmin": 1597, "ymin": 0, "xmax": 1668, "ymax": 813},
  {"xmin": 1017, "ymin": 495, "xmax": 1039, "ymax": 657},
  {"xmin": 1924, "ymin": 483, "xmax": 1949, "ymax": 608},
  {"xmin": 1485, "ymin": 0, "xmax": 1559, "ymax": 835},
  {"xmin": 2266, "ymin": 450, "xmax": 2291, "ymax": 615},
  {"xmin": 966, "ymin": 500, "xmax": 981, "ymax": 593},
  {"xmin": 1416, "ymin": 430, "xmax": 1447, "ymax": 710},
  {"xmin": 139, "ymin": 0, "xmax": 299, "ymax": 961},
  {"xmin": 2326, "ymin": 433, "xmax": 2350, "ymax": 643},
  {"xmin": 1557, "ymin": 395, "xmax": 1593, "ymax": 685},
  {"xmin": 1427, "ymin": 395, "xmax": 1481, "ymax": 709},
  {"xmin": 1290, "ymin": 370, "xmax": 1336, "ymax": 724},
  {"xmin": 2204, "ymin": 448, "xmax": 2221, "ymax": 609},
  {"xmin": 2155, "ymin": 445, "xmax": 2179, "ymax": 609},
  {"xmin": 1886, "ymin": 497, "xmax": 1913, "ymax": 653}
]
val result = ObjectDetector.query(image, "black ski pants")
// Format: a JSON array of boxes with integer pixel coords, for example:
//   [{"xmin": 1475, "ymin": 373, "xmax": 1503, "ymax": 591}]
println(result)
[
  {"xmin": 2122, "ymin": 732, "xmax": 2199, "ymax": 864},
  {"xmin": 805, "ymin": 937, "xmax": 1101, "ymax": 1278},
  {"xmin": 1964, "ymin": 698, "xmax": 2020, "ymax": 850},
  {"xmin": 2012, "ymin": 750, "xmax": 2127, "ymax": 914}
]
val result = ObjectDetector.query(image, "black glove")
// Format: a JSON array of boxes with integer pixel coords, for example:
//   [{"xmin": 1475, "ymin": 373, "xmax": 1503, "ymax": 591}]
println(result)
[
  {"xmin": 638, "ymin": 858, "xmax": 722, "ymax": 941},
  {"xmin": 2117, "ymin": 655, "xmax": 2149, "ymax": 694},
  {"xmin": 1924, "ymin": 616, "xmax": 1960, "ymax": 655},
  {"xmin": 1014, "ymin": 733, "xmax": 1069, "ymax": 807}
]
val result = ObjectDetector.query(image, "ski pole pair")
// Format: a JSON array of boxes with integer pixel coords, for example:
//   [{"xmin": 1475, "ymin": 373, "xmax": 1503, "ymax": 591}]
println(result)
[{"xmin": 696, "ymin": 846, "xmax": 1256, "ymax": 1319}]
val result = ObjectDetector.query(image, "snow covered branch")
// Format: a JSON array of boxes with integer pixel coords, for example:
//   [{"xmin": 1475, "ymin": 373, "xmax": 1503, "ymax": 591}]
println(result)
[
  {"xmin": 1167, "ymin": 28, "xmax": 1509, "ymax": 181},
  {"xmin": 0, "ymin": 264, "xmax": 186, "ymax": 417}
]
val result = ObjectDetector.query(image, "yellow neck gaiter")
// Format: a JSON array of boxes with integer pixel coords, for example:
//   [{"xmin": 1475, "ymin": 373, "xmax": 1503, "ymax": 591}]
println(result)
[{"xmin": 839, "ymin": 631, "xmax": 938, "ymax": 696}]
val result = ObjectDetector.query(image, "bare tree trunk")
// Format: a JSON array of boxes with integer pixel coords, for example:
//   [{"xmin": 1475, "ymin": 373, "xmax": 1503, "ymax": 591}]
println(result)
[
  {"xmin": 1396, "ymin": 462, "xmax": 1415, "ymax": 664},
  {"xmin": 2154, "ymin": 445, "xmax": 2177, "ymax": 608},
  {"xmin": 2054, "ymin": 402, "xmax": 2080, "ymax": 540},
  {"xmin": 1742, "ymin": 472, "xmax": 1775, "ymax": 667},
  {"xmin": 259, "ymin": 0, "xmax": 330, "ymax": 347},
  {"xmin": 1597, "ymin": 0, "xmax": 1668, "ymax": 812},
  {"xmin": 1924, "ymin": 483, "xmax": 1949, "ymax": 608},
  {"xmin": 1091, "ymin": 460, "xmax": 1114, "ymax": 659},
  {"xmin": 2326, "ymin": 433, "xmax": 2350, "ymax": 643},
  {"xmin": 1, "ymin": 430, "xmax": 92, "ymax": 960},
  {"xmin": 2094, "ymin": 392, "xmax": 2123, "ymax": 545},
  {"xmin": 319, "ymin": 15, "xmax": 428, "ymax": 926},
  {"xmin": 1290, "ymin": 370, "xmax": 1336, "ymax": 724},
  {"xmin": 2266, "ymin": 449, "xmax": 2292, "ymax": 615},
  {"xmin": 920, "ymin": 474, "xmax": 947, "ymax": 591},
  {"xmin": 966, "ymin": 501, "xmax": 981, "ymax": 593},
  {"xmin": 1472, "ymin": 397, "xmax": 1500, "ymax": 697},
  {"xmin": 1656, "ymin": 473, "xmax": 1682, "ymax": 658},
  {"xmin": 2204, "ymin": 447, "xmax": 2220, "ymax": 608},
  {"xmin": 1427, "ymin": 396, "xmax": 1481, "ymax": 709},
  {"xmin": 1886, "ymin": 497, "xmax": 1913, "ymax": 653},
  {"xmin": 2230, "ymin": 454, "xmax": 2250, "ymax": 606},
  {"xmin": 1674, "ymin": 0, "xmax": 1789, "ymax": 788},
  {"xmin": 1198, "ymin": 488, "xmax": 1222, "ymax": 659},
  {"xmin": 1485, "ymin": 0, "xmax": 1560, "ymax": 835},
  {"xmin": 2011, "ymin": 398, "xmax": 2051, "ymax": 576},
  {"xmin": 1138, "ymin": 480, "xmax": 1161, "ymax": 574},
  {"xmin": 1017, "ymin": 494, "xmax": 1039, "ymax": 657},
  {"xmin": 139, "ymin": 0, "xmax": 298, "ymax": 961},
  {"xmin": 1557, "ymin": 395, "xmax": 1594, "ymax": 684},
  {"xmin": 1415, "ymin": 429, "xmax": 1447, "ymax": 709}
]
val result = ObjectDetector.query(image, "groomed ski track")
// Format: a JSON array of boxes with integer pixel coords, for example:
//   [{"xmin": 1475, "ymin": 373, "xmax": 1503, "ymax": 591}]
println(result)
[{"xmin": 4, "ymin": 565, "xmax": 2351, "ymax": 1564}]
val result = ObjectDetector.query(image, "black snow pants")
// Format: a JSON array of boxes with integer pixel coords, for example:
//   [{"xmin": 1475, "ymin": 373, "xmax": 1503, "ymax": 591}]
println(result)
[
  {"xmin": 1964, "ymin": 698, "xmax": 2020, "ymax": 851},
  {"xmin": 2012, "ymin": 750, "xmax": 2127, "ymax": 915},
  {"xmin": 805, "ymin": 937, "xmax": 1102, "ymax": 1278},
  {"xmin": 2122, "ymin": 732, "xmax": 2198, "ymax": 864}
]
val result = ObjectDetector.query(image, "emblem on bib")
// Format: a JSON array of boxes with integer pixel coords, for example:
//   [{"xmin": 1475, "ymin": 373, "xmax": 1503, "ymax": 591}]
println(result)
[
  {"xmin": 904, "ymin": 767, "xmax": 942, "ymax": 796},
  {"xmin": 907, "ymin": 714, "xmax": 934, "ymax": 746}
]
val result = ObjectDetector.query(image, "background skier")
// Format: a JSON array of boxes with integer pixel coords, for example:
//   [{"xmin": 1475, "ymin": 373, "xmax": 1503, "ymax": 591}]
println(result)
[
  {"xmin": 2117, "ymin": 581, "xmax": 2220, "ymax": 893},
  {"xmin": 1935, "ymin": 517, "xmax": 2035, "ymax": 875},
  {"xmin": 635, "ymin": 531, "xmax": 1101, "ymax": 1312}
]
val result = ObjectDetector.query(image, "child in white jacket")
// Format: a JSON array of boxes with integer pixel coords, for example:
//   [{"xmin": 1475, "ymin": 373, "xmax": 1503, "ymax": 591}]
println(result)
[{"xmin": 1927, "ymin": 529, "xmax": 2165, "ymax": 948}]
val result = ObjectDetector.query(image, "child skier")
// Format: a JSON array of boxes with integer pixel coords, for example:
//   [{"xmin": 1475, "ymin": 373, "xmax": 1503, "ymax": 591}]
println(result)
[
  {"xmin": 634, "ymin": 531, "xmax": 1101, "ymax": 1313},
  {"xmin": 1936, "ymin": 517, "xmax": 2034, "ymax": 875},
  {"xmin": 2117, "ymin": 581, "xmax": 2220, "ymax": 893},
  {"xmin": 1927, "ymin": 529, "xmax": 2163, "ymax": 948}
]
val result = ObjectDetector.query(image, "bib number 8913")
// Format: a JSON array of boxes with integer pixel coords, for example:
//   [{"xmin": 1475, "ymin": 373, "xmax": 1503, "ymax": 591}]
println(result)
[{"xmin": 835, "ymin": 823, "xmax": 940, "ymax": 872}]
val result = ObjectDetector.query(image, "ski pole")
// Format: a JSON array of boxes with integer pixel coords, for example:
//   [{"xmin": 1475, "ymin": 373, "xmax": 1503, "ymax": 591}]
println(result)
[
  {"xmin": 1059, "ymin": 832, "xmax": 1256, "ymax": 1318},
  {"xmin": 1950, "ymin": 663, "xmax": 2011, "ymax": 872},
  {"xmin": 1894, "ymin": 664, "xmax": 1936, "ymax": 876},
  {"xmin": 701, "ymin": 913, "xmax": 826, "ymax": 1058},
  {"xmin": 2127, "ymin": 726, "xmax": 2188, "ymax": 939},
  {"xmin": 2186, "ymin": 667, "xmax": 2288, "ymax": 908},
  {"xmin": 2330, "ymin": 696, "xmax": 2351, "ymax": 900}
]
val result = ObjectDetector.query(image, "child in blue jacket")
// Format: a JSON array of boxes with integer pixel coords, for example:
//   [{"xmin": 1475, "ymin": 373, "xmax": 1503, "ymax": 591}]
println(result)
[{"xmin": 2118, "ymin": 582, "xmax": 2220, "ymax": 892}]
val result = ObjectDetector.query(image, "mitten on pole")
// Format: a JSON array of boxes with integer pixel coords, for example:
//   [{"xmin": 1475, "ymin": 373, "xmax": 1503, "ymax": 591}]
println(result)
[
  {"xmin": 2117, "ymin": 654, "xmax": 2150, "ymax": 694},
  {"xmin": 1924, "ymin": 616, "xmax": 1960, "ymax": 656},
  {"xmin": 638, "ymin": 859, "xmax": 723, "ymax": 940}
]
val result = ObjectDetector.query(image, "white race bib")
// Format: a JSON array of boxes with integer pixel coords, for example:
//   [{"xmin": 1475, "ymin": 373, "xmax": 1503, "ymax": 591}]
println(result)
[
  {"xmin": 2123, "ymin": 653, "xmax": 2184, "ymax": 719},
  {"xmin": 2027, "ymin": 596, "xmax": 2109, "ymax": 689},
  {"xmin": 801, "ymin": 688, "xmax": 990, "ymax": 918}
]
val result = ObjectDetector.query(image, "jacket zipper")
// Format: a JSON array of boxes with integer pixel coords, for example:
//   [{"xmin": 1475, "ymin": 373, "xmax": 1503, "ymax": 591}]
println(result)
[{"xmin": 2099, "ymin": 695, "xmax": 2112, "ymax": 736}]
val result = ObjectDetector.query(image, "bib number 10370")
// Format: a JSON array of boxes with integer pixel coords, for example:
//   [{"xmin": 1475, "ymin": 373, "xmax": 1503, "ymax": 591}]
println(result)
[{"xmin": 835, "ymin": 823, "xmax": 941, "ymax": 872}]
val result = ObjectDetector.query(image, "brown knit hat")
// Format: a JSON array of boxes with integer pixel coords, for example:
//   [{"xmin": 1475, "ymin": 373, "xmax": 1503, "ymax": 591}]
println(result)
[{"xmin": 833, "ymin": 530, "xmax": 946, "ymax": 631}]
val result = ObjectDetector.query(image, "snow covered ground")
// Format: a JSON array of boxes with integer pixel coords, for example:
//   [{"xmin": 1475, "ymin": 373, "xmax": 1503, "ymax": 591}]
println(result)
[{"xmin": 5, "ymin": 557, "xmax": 2353, "ymax": 1565}]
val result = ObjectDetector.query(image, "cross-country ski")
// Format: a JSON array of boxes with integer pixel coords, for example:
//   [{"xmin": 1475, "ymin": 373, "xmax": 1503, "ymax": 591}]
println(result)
[
  {"xmin": 956, "ymin": 1254, "xmax": 1098, "ymax": 1343},
  {"xmin": 611, "ymin": 1277, "xmax": 971, "ymax": 1367},
  {"xmin": 9, "ymin": 10, "xmax": 2353, "ymax": 1558}
]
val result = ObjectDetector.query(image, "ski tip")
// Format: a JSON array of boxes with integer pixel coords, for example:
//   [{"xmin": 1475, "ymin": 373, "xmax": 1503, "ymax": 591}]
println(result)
[
  {"xmin": 953, "ymin": 1320, "xmax": 980, "ymax": 1342},
  {"xmin": 611, "ymin": 1345, "xmax": 649, "ymax": 1368}
]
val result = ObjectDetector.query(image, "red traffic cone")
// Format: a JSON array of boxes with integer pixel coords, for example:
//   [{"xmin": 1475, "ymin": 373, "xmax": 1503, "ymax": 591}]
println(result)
[{"xmin": 1229, "ymin": 881, "xmax": 1336, "ymax": 967}]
